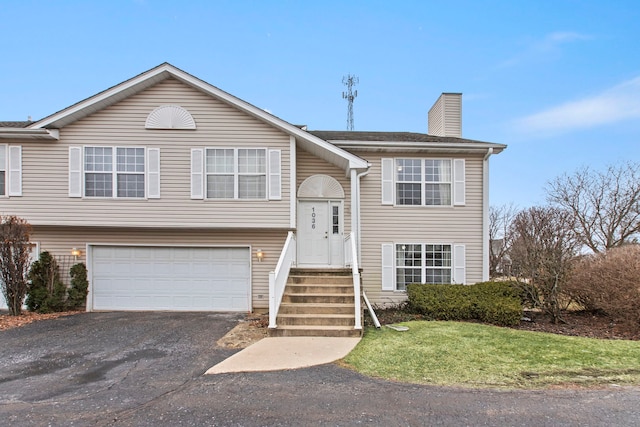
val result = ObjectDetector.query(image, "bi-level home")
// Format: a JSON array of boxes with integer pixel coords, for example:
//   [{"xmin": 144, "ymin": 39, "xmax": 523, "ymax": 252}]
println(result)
[{"xmin": 0, "ymin": 63, "xmax": 505, "ymax": 336}]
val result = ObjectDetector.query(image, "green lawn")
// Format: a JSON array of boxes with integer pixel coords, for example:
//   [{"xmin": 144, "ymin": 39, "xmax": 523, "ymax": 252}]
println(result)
[{"xmin": 342, "ymin": 321, "xmax": 640, "ymax": 389}]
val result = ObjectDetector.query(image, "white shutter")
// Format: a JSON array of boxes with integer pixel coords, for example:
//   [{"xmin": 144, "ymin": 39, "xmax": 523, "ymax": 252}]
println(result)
[
  {"xmin": 147, "ymin": 148, "xmax": 160, "ymax": 199},
  {"xmin": 190, "ymin": 148, "xmax": 204, "ymax": 200},
  {"xmin": 381, "ymin": 243, "xmax": 395, "ymax": 291},
  {"xmin": 381, "ymin": 158, "xmax": 394, "ymax": 205},
  {"xmin": 453, "ymin": 244, "xmax": 466, "ymax": 284},
  {"xmin": 268, "ymin": 149, "xmax": 281, "ymax": 200},
  {"xmin": 453, "ymin": 159, "xmax": 465, "ymax": 206},
  {"xmin": 0, "ymin": 145, "xmax": 5, "ymax": 195},
  {"xmin": 69, "ymin": 147, "xmax": 82, "ymax": 198},
  {"xmin": 8, "ymin": 146, "xmax": 22, "ymax": 196}
]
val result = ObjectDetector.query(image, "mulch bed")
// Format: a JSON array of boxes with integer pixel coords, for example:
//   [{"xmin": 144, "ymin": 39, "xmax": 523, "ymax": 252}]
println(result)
[
  {"xmin": 0, "ymin": 311, "xmax": 81, "ymax": 331},
  {"xmin": 515, "ymin": 310, "xmax": 640, "ymax": 341},
  {"xmin": 370, "ymin": 307, "xmax": 640, "ymax": 341}
]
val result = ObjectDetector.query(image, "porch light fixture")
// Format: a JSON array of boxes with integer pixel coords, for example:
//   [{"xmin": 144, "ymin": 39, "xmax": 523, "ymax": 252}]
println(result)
[
  {"xmin": 256, "ymin": 249, "xmax": 264, "ymax": 262},
  {"xmin": 71, "ymin": 247, "xmax": 81, "ymax": 260}
]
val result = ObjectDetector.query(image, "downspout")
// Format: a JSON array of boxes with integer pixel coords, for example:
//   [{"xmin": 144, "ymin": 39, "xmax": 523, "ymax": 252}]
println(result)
[
  {"xmin": 355, "ymin": 168, "xmax": 370, "ymax": 265},
  {"xmin": 482, "ymin": 148, "xmax": 494, "ymax": 281}
]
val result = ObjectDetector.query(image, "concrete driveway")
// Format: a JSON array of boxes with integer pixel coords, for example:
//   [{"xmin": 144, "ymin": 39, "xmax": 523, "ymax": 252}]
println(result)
[{"xmin": 1, "ymin": 312, "xmax": 639, "ymax": 426}]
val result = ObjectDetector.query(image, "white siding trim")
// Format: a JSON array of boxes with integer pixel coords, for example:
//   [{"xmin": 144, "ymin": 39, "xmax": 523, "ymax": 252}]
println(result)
[
  {"xmin": 190, "ymin": 148, "xmax": 204, "ymax": 200},
  {"xmin": 453, "ymin": 158, "xmax": 465, "ymax": 206},
  {"xmin": 68, "ymin": 147, "xmax": 83, "ymax": 198},
  {"xmin": 147, "ymin": 148, "xmax": 161, "ymax": 199},
  {"xmin": 381, "ymin": 158, "xmax": 393, "ymax": 205},
  {"xmin": 453, "ymin": 243, "xmax": 466, "ymax": 284},
  {"xmin": 8, "ymin": 146, "xmax": 22, "ymax": 196},
  {"xmin": 268, "ymin": 149, "xmax": 282, "ymax": 200},
  {"xmin": 381, "ymin": 243, "xmax": 395, "ymax": 291}
]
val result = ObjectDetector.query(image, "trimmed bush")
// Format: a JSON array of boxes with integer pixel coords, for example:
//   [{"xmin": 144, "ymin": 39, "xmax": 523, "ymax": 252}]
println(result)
[
  {"xmin": 26, "ymin": 253, "xmax": 88, "ymax": 312},
  {"xmin": 26, "ymin": 252, "xmax": 66, "ymax": 313},
  {"xmin": 67, "ymin": 263, "xmax": 88, "ymax": 310},
  {"xmin": 406, "ymin": 281, "xmax": 523, "ymax": 326}
]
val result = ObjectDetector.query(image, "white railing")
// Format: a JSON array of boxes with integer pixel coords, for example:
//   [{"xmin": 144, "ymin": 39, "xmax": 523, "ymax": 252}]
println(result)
[
  {"xmin": 268, "ymin": 231, "xmax": 296, "ymax": 329},
  {"xmin": 344, "ymin": 232, "xmax": 362, "ymax": 330}
]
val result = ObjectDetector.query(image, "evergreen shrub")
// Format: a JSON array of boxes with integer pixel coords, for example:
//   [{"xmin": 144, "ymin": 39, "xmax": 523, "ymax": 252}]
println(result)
[{"xmin": 406, "ymin": 281, "xmax": 523, "ymax": 326}]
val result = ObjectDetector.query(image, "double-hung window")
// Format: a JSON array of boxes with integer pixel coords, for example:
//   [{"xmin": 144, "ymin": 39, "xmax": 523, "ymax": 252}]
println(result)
[
  {"xmin": 84, "ymin": 147, "xmax": 145, "ymax": 198},
  {"xmin": 395, "ymin": 243, "xmax": 452, "ymax": 290},
  {"xmin": 382, "ymin": 158, "xmax": 464, "ymax": 206},
  {"xmin": 205, "ymin": 148, "xmax": 266, "ymax": 199},
  {"xmin": 396, "ymin": 159, "xmax": 452, "ymax": 206}
]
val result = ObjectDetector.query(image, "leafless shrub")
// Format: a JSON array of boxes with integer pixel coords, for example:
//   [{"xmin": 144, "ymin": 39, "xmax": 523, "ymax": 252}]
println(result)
[
  {"xmin": 565, "ymin": 245, "xmax": 640, "ymax": 330},
  {"xmin": 0, "ymin": 216, "xmax": 32, "ymax": 315},
  {"xmin": 509, "ymin": 206, "xmax": 579, "ymax": 323}
]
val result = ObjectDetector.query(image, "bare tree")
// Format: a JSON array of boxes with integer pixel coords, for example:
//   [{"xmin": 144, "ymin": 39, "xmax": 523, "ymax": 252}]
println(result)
[
  {"xmin": 509, "ymin": 206, "xmax": 578, "ymax": 323},
  {"xmin": 489, "ymin": 204, "xmax": 517, "ymax": 278},
  {"xmin": 489, "ymin": 204, "xmax": 518, "ymax": 278},
  {"xmin": 547, "ymin": 162, "xmax": 640, "ymax": 253},
  {"xmin": 0, "ymin": 216, "xmax": 32, "ymax": 315}
]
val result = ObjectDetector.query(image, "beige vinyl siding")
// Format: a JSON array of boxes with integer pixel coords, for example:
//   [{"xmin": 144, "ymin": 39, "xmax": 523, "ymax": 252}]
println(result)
[
  {"xmin": 358, "ymin": 153, "xmax": 484, "ymax": 305},
  {"xmin": 296, "ymin": 148, "xmax": 352, "ymax": 234},
  {"xmin": 31, "ymin": 226, "xmax": 287, "ymax": 309},
  {"xmin": 11, "ymin": 78, "xmax": 291, "ymax": 228},
  {"xmin": 428, "ymin": 93, "xmax": 462, "ymax": 137}
]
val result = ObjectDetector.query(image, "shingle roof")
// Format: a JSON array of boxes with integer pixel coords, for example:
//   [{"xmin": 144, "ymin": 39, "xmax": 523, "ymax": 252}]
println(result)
[
  {"xmin": 308, "ymin": 130, "xmax": 493, "ymax": 145},
  {"xmin": 0, "ymin": 121, "xmax": 34, "ymax": 128}
]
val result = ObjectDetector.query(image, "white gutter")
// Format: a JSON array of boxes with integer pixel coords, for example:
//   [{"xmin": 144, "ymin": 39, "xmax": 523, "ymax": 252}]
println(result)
[
  {"xmin": 482, "ymin": 147, "xmax": 494, "ymax": 281},
  {"xmin": 0, "ymin": 128, "xmax": 59, "ymax": 140},
  {"xmin": 355, "ymin": 168, "xmax": 370, "ymax": 264},
  {"xmin": 349, "ymin": 167, "xmax": 371, "ymax": 266}
]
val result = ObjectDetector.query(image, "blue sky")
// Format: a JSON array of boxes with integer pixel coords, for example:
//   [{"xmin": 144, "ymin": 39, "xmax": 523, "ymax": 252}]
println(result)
[{"xmin": 1, "ymin": 0, "xmax": 639, "ymax": 207}]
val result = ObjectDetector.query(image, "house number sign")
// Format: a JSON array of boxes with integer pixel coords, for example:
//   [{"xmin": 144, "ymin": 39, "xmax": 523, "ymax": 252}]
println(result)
[{"xmin": 311, "ymin": 207, "xmax": 316, "ymax": 229}]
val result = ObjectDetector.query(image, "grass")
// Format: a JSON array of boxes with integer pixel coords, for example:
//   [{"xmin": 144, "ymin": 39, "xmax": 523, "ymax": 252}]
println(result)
[{"xmin": 342, "ymin": 321, "xmax": 640, "ymax": 389}]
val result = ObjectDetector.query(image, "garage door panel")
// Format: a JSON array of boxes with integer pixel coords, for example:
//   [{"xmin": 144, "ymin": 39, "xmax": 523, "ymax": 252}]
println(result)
[{"xmin": 91, "ymin": 246, "xmax": 250, "ymax": 311}]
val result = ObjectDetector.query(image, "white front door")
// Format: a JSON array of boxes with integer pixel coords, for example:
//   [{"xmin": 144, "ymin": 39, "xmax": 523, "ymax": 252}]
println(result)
[{"xmin": 298, "ymin": 200, "xmax": 343, "ymax": 266}]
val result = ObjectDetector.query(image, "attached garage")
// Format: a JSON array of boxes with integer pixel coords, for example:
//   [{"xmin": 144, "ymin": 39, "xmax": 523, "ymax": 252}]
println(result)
[{"xmin": 89, "ymin": 246, "xmax": 251, "ymax": 312}]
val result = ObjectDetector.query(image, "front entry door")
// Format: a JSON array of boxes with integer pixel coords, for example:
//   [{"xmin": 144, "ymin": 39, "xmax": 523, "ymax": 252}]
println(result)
[{"xmin": 298, "ymin": 200, "xmax": 343, "ymax": 266}]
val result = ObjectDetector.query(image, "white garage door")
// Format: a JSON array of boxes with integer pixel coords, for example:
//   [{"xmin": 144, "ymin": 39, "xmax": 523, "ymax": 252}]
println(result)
[{"xmin": 90, "ymin": 246, "xmax": 251, "ymax": 312}]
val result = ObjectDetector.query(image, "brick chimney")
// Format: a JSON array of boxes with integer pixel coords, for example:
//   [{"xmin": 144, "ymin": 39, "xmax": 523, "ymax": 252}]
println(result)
[{"xmin": 428, "ymin": 93, "xmax": 462, "ymax": 137}]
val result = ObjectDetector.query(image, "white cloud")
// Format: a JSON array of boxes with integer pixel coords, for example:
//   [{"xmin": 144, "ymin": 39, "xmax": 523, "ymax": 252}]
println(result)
[
  {"xmin": 499, "ymin": 31, "xmax": 592, "ymax": 68},
  {"xmin": 513, "ymin": 76, "xmax": 640, "ymax": 135}
]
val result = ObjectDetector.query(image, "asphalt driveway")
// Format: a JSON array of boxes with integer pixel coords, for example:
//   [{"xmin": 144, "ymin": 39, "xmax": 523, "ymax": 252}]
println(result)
[{"xmin": 1, "ymin": 312, "xmax": 639, "ymax": 426}]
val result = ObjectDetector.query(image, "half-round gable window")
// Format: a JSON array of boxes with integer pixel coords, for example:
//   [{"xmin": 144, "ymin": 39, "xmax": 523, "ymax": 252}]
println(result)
[
  {"xmin": 145, "ymin": 105, "xmax": 196, "ymax": 130},
  {"xmin": 298, "ymin": 174, "xmax": 345, "ymax": 199}
]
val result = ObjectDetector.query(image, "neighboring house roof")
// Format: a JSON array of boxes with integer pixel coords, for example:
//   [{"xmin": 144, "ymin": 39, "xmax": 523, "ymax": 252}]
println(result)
[
  {"xmin": 0, "ymin": 121, "xmax": 33, "ymax": 128},
  {"xmin": 310, "ymin": 130, "xmax": 506, "ymax": 154}
]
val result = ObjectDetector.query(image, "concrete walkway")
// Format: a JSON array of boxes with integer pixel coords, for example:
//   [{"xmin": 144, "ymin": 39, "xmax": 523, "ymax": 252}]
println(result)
[{"xmin": 205, "ymin": 337, "xmax": 361, "ymax": 374}]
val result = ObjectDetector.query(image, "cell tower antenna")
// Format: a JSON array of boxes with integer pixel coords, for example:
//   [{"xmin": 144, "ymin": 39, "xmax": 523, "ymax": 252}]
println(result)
[{"xmin": 342, "ymin": 74, "xmax": 359, "ymax": 131}]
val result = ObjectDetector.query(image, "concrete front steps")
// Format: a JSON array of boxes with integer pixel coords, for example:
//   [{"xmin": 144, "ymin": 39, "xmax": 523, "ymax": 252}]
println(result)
[{"xmin": 269, "ymin": 268, "xmax": 363, "ymax": 338}]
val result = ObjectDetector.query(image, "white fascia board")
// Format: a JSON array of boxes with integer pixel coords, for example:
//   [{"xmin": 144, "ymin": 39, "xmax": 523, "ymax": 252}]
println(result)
[
  {"xmin": 30, "ymin": 66, "xmax": 171, "ymax": 129},
  {"xmin": 0, "ymin": 128, "xmax": 59, "ymax": 140},
  {"xmin": 333, "ymin": 140, "xmax": 506, "ymax": 155}
]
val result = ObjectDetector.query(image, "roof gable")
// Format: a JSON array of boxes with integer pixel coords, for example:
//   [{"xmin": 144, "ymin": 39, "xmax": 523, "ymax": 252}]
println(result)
[{"xmin": 27, "ymin": 63, "xmax": 368, "ymax": 171}]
